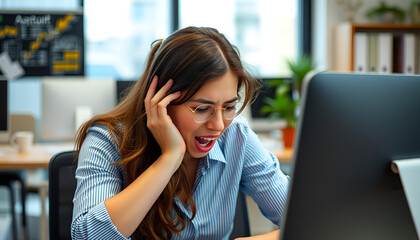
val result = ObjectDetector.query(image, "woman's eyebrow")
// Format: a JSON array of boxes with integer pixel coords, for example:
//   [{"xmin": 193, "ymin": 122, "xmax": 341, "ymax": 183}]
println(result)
[{"xmin": 190, "ymin": 97, "xmax": 239, "ymax": 104}]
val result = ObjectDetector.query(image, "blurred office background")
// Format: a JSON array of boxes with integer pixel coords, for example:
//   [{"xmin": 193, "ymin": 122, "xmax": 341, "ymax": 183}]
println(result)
[
  {"xmin": 5, "ymin": 0, "xmax": 415, "ymax": 133},
  {"xmin": 4, "ymin": 0, "xmax": 301, "ymax": 129}
]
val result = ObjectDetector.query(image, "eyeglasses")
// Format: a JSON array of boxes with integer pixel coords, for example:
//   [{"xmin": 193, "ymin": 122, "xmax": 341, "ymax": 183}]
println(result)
[{"xmin": 184, "ymin": 102, "xmax": 239, "ymax": 123}]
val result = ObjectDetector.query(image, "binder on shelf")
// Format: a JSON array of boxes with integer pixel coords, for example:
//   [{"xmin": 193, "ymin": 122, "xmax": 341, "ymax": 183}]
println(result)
[
  {"xmin": 377, "ymin": 33, "xmax": 393, "ymax": 73},
  {"xmin": 393, "ymin": 35, "xmax": 404, "ymax": 73},
  {"xmin": 368, "ymin": 33, "xmax": 378, "ymax": 72},
  {"xmin": 416, "ymin": 34, "xmax": 420, "ymax": 74},
  {"xmin": 402, "ymin": 33, "xmax": 416, "ymax": 74},
  {"xmin": 353, "ymin": 32, "xmax": 368, "ymax": 72}
]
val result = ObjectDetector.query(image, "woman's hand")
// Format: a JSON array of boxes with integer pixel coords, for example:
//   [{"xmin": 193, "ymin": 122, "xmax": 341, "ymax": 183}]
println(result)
[{"xmin": 144, "ymin": 76, "xmax": 185, "ymax": 168}]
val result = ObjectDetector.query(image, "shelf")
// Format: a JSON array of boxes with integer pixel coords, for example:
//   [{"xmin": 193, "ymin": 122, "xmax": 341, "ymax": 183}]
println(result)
[
  {"xmin": 351, "ymin": 24, "xmax": 420, "ymax": 30},
  {"xmin": 333, "ymin": 23, "xmax": 420, "ymax": 72}
]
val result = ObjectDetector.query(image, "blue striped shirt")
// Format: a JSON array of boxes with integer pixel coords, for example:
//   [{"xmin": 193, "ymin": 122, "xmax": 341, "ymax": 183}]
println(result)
[{"xmin": 71, "ymin": 116, "xmax": 290, "ymax": 239}]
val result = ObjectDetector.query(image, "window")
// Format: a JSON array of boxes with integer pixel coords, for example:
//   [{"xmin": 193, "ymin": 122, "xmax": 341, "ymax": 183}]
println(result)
[
  {"xmin": 1, "ymin": 0, "xmax": 298, "ymax": 79},
  {"xmin": 179, "ymin": 0, "xmax": 298, "ymax": 77},
  {"xmin": 84, "ymin": 0, "xmax": 171, "ymax": 79},
  {"xmin": 2, "ymin": 0, "xmax": 302, "ymax": 122}
]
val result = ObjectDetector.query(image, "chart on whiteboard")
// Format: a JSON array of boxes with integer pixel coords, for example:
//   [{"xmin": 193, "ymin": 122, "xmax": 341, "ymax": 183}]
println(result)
[{"xmin": 0, "ymin": 11, "xmax": 84, "ymax": 76}]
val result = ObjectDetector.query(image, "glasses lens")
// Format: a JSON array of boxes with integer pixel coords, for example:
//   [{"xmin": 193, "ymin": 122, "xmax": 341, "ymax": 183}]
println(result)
[
  {"xmin": 224, "ymin": 104, "xmax": 237, "ymax": 120},
  {"xmin": 192, "ymin": 104, "xmax": 238, "ymax": 123},
  {"xmin": 193, "ymin": 105, "xmax": 215, "ymax": 123}
]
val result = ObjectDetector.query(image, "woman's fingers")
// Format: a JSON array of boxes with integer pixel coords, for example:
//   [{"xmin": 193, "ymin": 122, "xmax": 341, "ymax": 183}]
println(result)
[
  {"xmin": 155, "ymin": 91, "xmax": 181, "ymax": 117},
  {"xmin": 145, "ymin": 76, "xmax": 176, "ymax": 117},
  {"xmin": 150, "ymin": 79, "xmax": 174, "ymax": 106},
  {"xmin": 145, "ymin": 76, "xmax": 172, "ymax": 119},
  {"xmin": 145, "ymin": 76, "xmax": 158, "ymax": 100},
  {"xmin": 145, "ymin": 78, "xmax": 180, "ymax": 127},
  {"xmin": 144, "ymin": 76, "xmax": 158, "ymax": 114}
]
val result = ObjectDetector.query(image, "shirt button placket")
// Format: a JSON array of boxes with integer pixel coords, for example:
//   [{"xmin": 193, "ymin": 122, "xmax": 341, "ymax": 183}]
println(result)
[{"xmin": 192, "ymin": 215, "xmax": 199, "ymax": 239}]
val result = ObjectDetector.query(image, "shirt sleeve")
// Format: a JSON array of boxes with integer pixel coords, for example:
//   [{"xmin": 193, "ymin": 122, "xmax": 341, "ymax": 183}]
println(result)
[
  {"xmin": 239, "ymin": 121, "xmax": 290, "ymax": 226},
  {"xmin": 71, "ymin": 124, "xmax": 130, "ymax": 239}
]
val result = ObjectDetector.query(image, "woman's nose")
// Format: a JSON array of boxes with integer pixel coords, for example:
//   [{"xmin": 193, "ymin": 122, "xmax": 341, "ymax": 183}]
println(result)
[{"xmin": 206, "ymin": 109, "xmax": 225, "ymax": 131}]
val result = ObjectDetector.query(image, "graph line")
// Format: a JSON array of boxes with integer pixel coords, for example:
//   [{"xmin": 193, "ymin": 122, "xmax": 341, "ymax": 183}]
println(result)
[
  {"xmin": 24, "ymin": 14, "xmax": 75, "ymax": 59},
  {"xmin": 0, "ymin": 26, "xmax": 18, "ymax": 38}
]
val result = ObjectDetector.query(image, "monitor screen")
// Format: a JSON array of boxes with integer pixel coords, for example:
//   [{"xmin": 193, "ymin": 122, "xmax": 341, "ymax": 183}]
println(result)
[
  {"xmin": 0, "ymin": 80, "xmax": 9, "ymax": 142},
  {"xmin": 279, "ymin": 73, "xmax": 420, "ymax": 240},
  {"xmin": 41, "ymin": 78, "xmax": 116, "ymax": 142},
  {"xmin": 116, "ymin": 80, "xmax": 136, "ymax": 104},
  {"xmin": 248, "ymin": 78, "xmax": 288, "ymax": 132}
]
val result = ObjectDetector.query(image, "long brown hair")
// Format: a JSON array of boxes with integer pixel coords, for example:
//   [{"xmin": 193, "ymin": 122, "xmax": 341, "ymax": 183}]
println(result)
[{"xmin": 75, "ymin": 27, "xmax": 261, "ymax": 239}]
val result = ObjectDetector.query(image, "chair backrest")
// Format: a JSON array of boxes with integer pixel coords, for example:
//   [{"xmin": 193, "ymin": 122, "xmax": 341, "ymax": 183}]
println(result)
[
  {"xmin": 48, "ymin": 151, "xmax": 77, "ymax": 240},
  {"xmin": 10, "ymin": 113, "xmax": 36, "ymax": 136},
  {"xmin": 48, "ymin": 150, "xmax": 250, "ymax": 239},
  {"xmin": 0, "ymin": 113, "xmax": 36, "ymax": 143},
  {"xmin": 230, "ymin": 191, "xmax": 251, "ymax": 239}
]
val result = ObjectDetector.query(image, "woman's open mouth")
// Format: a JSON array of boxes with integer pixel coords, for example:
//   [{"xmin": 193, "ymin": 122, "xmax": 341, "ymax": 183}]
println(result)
[{"xmin": 194, "ymin": 136, "xmax": 217, "ymax": 152}]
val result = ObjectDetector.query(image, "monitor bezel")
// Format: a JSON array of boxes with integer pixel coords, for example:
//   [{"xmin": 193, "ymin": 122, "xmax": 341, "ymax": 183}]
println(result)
[
  {"xmin": 41, "ymin": 77, "xmax": 116, "ymax": 142},
  {"xmin": 0, "ymin": 80, "xmax": 10, "ymax": 142}
]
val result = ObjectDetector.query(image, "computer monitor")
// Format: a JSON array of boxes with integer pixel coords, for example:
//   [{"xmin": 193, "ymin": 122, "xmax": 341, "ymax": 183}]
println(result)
[
  {"xmin": 248, "ymin": 78, "xmax": 288, "ymax": 132},
  {"xmin": 279, "ymin": 72, "xmax": 420, "ymax": 240},
  {"xmin": 41, "ymin": 78, "xmax": 116, "ymax": 142},
  {"xmin": 116, "ymin": 80, "xmax": 136, "ymax": 103},
  {"xmin": 0, "ymin": 80, "xmax": 9, "ymax": 142}
]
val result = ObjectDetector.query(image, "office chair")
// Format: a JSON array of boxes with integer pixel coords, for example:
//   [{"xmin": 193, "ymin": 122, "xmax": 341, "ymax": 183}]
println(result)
[
  {"xmin": 48, "ymin": 151, "xmax": 250, "ymax": 239},
  {"xmin": 48, "ymin": 151, "xmax": 77, "ymax": 240}
]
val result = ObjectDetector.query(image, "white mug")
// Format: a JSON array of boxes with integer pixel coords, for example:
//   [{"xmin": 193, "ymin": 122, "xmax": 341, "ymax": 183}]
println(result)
[{"xmin": 10, "ymin": 131, "xmax": 34, "ymax": 153}]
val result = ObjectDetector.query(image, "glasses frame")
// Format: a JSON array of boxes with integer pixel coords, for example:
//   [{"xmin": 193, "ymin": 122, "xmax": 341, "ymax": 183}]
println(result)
[{"xmin": 184, "ymin": 101, "xmax": 239, "ymax": 123}]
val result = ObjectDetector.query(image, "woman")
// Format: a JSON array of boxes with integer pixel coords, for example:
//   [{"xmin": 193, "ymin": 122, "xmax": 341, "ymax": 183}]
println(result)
[{"xmin": 71, "ymin": 26, "xmax": 289, "ymax": 239}]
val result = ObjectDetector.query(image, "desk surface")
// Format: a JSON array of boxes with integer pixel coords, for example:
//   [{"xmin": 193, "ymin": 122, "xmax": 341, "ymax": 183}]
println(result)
[
  {"xmin": 0, "ymin": 140, "xmax": 293, "ymax": 169},
  {"xmin": 271, "ymin": 147, "xmax": 293, "ymax": 163},
  {"xmin": 258, "ymin": 134, "xmax": 293, "ymax": 163},
  {"xmin": 0, "ymin": 143, "xmax": 74, "ymax": 169}
]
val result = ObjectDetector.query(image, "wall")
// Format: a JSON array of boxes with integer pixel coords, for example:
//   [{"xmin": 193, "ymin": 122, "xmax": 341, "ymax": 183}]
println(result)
[{"xmin": 312, "ymin": 0, "xmax": 414, "ymax": 71}]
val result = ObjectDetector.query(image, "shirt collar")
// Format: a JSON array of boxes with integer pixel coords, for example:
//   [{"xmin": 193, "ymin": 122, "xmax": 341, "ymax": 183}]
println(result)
[{"xmin": 206, "ymin": 140, "xmax": 226, "ymax": 164}]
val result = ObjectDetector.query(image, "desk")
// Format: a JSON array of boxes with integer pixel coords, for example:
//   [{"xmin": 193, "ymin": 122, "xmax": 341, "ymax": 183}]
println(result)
[
  {"xmin": 1, "ymin": 141, "xmax": 292, "ymax": 167},
  {"xmin": 258, "ymin": 134, "xmax": 294, "ymax": 163},
  {"xmin": 0, "ymin": 143, "xmax": 74, "ymax": 169},
  {"xmin": 272, "ymin": 147, "xmax": 293, "ymax": 163}
]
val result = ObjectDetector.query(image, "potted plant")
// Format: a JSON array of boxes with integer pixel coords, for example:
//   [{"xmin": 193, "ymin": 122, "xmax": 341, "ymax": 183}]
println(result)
[
  {"xmin": 365, "ymin": 1, "xmax": 406, "ymax": 24},
  {"xmin": 260, "ymin": 79, "xmax": 298, "ymax": 148},
  {"xmin": 260, "ymin": 54, "xmax": 315, "ymax": 148},
  {"xmin": 287, "ymin": 54, "xmax": 316, "ymax": 96},
  {"xmin": 410, "ymin": 1, "xmax": 420, "ymax": 24}
]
